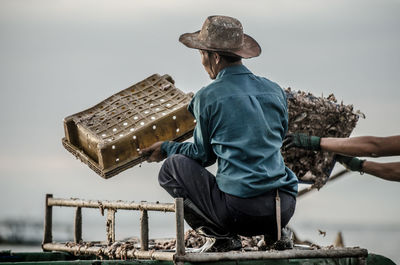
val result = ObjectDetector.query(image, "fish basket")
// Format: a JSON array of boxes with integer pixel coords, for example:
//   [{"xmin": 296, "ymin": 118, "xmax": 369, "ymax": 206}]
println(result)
[
  {"xmin": 62, "ymin": 74, "xmax": 195, "ymax": 178},
  {"xmin": 283, "ymin": 88, "xmax": 362, "ymax": 188}
]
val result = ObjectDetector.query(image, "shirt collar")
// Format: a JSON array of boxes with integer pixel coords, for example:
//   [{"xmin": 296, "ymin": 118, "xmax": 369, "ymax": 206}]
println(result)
[{"xmin": 216, "ymin": 64, "xmax": 252, "ymax": 80}]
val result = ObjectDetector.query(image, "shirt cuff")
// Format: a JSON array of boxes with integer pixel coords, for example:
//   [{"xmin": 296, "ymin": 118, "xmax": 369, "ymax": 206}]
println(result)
[{"xmin": 161, "ymin": 141, "xmax": 171, "ymax": 157}]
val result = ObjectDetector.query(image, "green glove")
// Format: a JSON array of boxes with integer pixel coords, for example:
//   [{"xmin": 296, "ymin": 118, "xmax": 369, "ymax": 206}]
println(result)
[
  {"xmin": 282, "ymin": 133, "xmax": 321, "ymax": 151},
  {"xmin": 335, "ymin": 155, "xmax": 365, "ymax": 172}
]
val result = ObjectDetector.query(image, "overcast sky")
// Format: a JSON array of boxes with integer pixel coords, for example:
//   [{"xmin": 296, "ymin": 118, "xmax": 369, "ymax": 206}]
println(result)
[{"xmin": 0, "ymin": 0, "xmax": 399, "ymax": 261}]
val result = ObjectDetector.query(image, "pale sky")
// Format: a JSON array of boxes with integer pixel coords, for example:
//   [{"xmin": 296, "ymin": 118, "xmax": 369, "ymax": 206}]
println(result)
[{"xmin": 0, "ymin": 0, "xmax": 399, "ymax": 261}]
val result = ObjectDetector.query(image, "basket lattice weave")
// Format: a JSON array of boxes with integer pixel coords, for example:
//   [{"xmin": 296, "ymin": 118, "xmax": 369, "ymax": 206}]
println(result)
[{"xmin": 63, "ymin": 74, "xmax": 195, "ymax": 178}]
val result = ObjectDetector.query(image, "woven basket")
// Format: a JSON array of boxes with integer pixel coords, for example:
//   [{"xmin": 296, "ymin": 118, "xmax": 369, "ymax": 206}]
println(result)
[
  {"xmin": 283, "ymin": 88, "xmax": 361, "ymax": 188},
  {"xmin": 63, "ymin": 74, "xmax": 195, "ymax": 178}
]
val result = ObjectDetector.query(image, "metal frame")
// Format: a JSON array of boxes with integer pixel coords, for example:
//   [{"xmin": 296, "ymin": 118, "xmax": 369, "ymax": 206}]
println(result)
[
  {"xmin": 42, "ymin": 194, "xmax": 184, "ymax": 263},
  {"xmin": 42, "ymin": 194, "xmax": 368, "ymax": 264}
]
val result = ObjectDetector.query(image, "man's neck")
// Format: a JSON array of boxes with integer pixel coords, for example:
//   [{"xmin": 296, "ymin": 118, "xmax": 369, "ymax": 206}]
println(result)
[{"xmin": 215, "ymin": 61, "xmax": 242, "ymax": 76}]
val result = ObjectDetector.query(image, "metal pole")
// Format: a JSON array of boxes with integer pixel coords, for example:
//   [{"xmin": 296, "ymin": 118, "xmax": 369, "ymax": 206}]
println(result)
[
  {"xmin": 176, "ymin": 248, "xmax": 368, "ymax": 262},
  {"xmin": 106, "ymin": 209, "xmax": 116, "ymax": 244},
  {"xmin": 175, "ymin": 198, "xmax": 185, "ymax": 258},
  {"xmin": 42, "ymin": 242, "xmax": 367, "ymax": 263},
  {"xmin": 42, "ymin": 194, "xmax": 53, "ymax": 246},
  {"xmin": 42, "ymin": 242, "xmax": 175, "ymax": 261},
  {"xmin": 47, "ymin": 197, "xmax": 175, "ymax": 212},
  {"xmin": 140, "ymin": 209, "xmax": 149, "ymax": 251},
  {"xmin": 74, "ymin": 207, "xmax": 82, "ymax": 243}
]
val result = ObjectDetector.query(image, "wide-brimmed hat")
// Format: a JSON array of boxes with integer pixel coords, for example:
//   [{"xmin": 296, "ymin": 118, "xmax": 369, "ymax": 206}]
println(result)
[{"xmin": 179, "ymin": 15, "xmax": 261, "ymax": 59}]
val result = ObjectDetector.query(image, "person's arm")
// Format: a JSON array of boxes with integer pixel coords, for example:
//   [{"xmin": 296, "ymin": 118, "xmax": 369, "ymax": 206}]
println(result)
[
  {"xmin": 140, "ymin": 94, "xmax": 217, "ymax": 166},
  {"xmin": 362, "ymin": 161, "xmax": 400, "ymax": 182},
  {"xmin": 161, "ymin": 112, "xmax": 217, "ymax": 167},
  {"xmin": 283, "ymin": 134, "xmax": 400, "ymax": 157},
  {"xmin": 335, "ymin": 155, "xmax": 400, "ymax": 182},
  {"xmin": 320, "ymin": 135, "xmax": 400, "ymax": 157}
]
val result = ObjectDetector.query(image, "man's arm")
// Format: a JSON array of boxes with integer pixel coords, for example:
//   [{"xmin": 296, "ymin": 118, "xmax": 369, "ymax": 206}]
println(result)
[
  {"xmin": 284, "ymin": 134, "xmax": 400, "ymax": 157},
  {"xmin": 320, "ymin": 136, "xmax": 400, "ymax": 157},
  {"xmin": 362, "ymin": 161, "xmax": 400, "ymax": 182},
  {"xmin": 161, "ymin": 122, "xmax": 217, "ymax": 167},
  {"xmin": 141, "ymin": 96, "xmax": 217, "ymax": 166},
  {"xmin": 335, "ymin": 155, "xmax": 400, "ymax": 182}
]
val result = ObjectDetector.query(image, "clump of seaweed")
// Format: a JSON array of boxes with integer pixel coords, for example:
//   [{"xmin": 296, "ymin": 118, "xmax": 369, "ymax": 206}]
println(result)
[{"xmin": 283, "ymin": 88, "xmax": 362, "ymax": 189}]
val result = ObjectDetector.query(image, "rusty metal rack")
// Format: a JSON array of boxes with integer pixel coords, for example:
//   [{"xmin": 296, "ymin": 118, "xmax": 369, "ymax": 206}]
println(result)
[
  {"xmin": 42, "ymin": 194, "xmax": 184, "ymax": 261},
  {"xmin": 42, "ymin": 194, "xmax": 368, "ymax": 264}
]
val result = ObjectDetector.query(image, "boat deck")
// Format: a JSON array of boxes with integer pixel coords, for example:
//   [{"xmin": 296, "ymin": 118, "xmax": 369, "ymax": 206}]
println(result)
[{"xmin": 0, "ymin": 250, "xmax": 396, "ymax": 265}]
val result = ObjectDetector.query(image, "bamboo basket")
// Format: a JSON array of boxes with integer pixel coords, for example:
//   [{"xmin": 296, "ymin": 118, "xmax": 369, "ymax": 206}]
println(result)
[{"xmin": 62, "ymin": 74, "xmax": 195, "ymax": 178}]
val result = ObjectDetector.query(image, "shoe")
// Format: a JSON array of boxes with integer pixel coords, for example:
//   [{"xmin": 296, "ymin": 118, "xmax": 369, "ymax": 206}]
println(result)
[
  {"xmin": 273, "ymin": 227, "xmax": 294, "ymax": 250},
  {"xmin": 211, "ymin": 236, "xmax": 242, "ymax": 252},
  {"xmin": 260, "ymin": 227, "xmax": 294, "ymax": 251},
  {"xmin": 197, "ymin": 235, "xmax": 242, "ymax": 253}
]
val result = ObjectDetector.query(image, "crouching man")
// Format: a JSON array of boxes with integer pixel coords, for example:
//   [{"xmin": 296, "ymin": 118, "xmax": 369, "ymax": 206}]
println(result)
[{"xmin": 141, "ymin": 15, "xmax": 298, "ymax": 252}]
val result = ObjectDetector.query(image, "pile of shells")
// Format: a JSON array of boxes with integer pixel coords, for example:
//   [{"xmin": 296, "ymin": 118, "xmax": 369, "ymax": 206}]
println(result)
[
  {"xmin": 62, "ymin": 229, "xmax": 328, "ymax": 257},
  {"xmin": 152, "ymin": 229, "xmax": 206, "ymax": 250},
  {"xmin": 150, "ymin": 230, "xmax": 318, "ymax": 251},
  {"xmin": 184, "ymin": 229, "xmax": 207, "ymax": 248},
  {"xmin": 283, "ymin": 88, "xmax": 362, "ymax": 188}
]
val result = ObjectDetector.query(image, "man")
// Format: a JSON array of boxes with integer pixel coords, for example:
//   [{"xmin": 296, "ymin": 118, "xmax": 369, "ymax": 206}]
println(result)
[
  {"xmin": 141, "ymin": 16, "xmax": 298, "ymax": 251},
  {"xmin": 283, "ymin": 134, "xmax": 400, "ymax": 182}
]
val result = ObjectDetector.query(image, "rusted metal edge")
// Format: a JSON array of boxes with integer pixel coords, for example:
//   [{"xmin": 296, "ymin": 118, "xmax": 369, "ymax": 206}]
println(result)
[
  {"xmin": 41, "ymin": 243, "xmax": 174, "ymax": 261},
  {"xmin": 62, "ymin": 129, "xmax": 194, "ymax": 179},
  {"xmin": 175, "ymin": 248, "xmax": 368, "ymax": 262},
  {"xmin": 43, "ymin": 194, "xmax": 53, "ymax": 245},
  {"xmin": 74, "ymin": 207, "xmax": 82, "ymax": 243},
  {"xmin": 106, "ymin": 209, "xmax": 116, "ymax": 244},
  {"xmin": 48, "ymin": 197, "xmax": 175, "ymax": 212},
  {"xmin": 42, "ymin": 243, "xmax": 367, "ymax": 263},
  {"xmin": 140, "ymin": 210, "xmax": 149, "ymax": 251},
  {"xmin": 175, "ymin": 198, "xmax": 185, "ymax": 256}
]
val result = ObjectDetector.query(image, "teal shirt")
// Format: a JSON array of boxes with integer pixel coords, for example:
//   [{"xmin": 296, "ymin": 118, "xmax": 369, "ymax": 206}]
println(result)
[{"xmin": 162, "ymin": 65, "xmax": 298, "ymax": 198}]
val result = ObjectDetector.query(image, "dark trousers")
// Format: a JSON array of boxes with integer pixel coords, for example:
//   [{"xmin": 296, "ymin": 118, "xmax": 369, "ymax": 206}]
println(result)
[{"xmin": 158, "ymin": 154, "xmax": 296, "ymax": 239}]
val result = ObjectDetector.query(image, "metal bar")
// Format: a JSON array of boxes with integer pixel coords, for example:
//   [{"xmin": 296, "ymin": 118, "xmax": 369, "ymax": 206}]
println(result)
[
  {"xmin": 175, "ymin": 198, "xmax": 185, "ymax": 257},
  {"xmin": 126, "ymin": 249, "xmax": 174, "ymax": 261},
  {"xmin": 43, "ymin": 242, "xmax": 367, "ymax": 263},
  {"xmin": 48, "ymin": 197, "xmax": 175, "ymax": 212},
  {"xmin": 42, "ymin": 243, "xmax": 174, "ymax": 261},
  {"xmin": 140, "ymin": 209, "xmax": 149, "ymax": 251},
  {"xmin": 42, "ymin": 194, "xmax": 53, "ymax": 245},
  {"xmin": 176, "ymin": 248, "xmax": 368, "ymax": 262},
  {"xmin": 74, "ymin": 207, "xmax": 82, "ymax": 243},
  {"xmin": 106, "ymin": 209, "xmax": 116, "ymax": 244},
  {"xmin": 298, "ymin": 169, "xmax": 349, "ymax": 198}
]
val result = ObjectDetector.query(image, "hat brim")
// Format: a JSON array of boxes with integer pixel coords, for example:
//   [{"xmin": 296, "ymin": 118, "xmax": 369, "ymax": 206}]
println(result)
[{"xmin": 179, "ymin": 30, "xmax": 261, "ymax": 59}]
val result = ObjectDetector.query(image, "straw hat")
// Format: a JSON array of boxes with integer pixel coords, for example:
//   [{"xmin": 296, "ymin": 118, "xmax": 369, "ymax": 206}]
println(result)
[{"xmin": 179, "ymin": 15, "xmax": 261, "ymax": 59}]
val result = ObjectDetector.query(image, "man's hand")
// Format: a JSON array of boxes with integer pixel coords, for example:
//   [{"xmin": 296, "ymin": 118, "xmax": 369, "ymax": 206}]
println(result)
[
  {"xmin": 335, "ymin": 155, "xmax": 365, "ymax": 172},
  {"xmin": 282, "ymin": 133, "xmax": 321, "ymax": 151},
  {"xmin": 139, "ymin": 141, "xmax": 166, "ymax": 163}
]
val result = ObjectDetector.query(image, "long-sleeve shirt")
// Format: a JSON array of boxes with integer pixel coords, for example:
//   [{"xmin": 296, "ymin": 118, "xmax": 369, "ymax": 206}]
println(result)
[{"xmin": 161, "ymin": 64, "xmax": 298, "ymax": 198}]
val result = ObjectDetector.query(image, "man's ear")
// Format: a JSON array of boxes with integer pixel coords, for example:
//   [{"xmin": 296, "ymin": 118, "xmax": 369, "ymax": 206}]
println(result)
[{"xmin": 214, "ymin": 53, "xmax": 221, "ymax": 64}]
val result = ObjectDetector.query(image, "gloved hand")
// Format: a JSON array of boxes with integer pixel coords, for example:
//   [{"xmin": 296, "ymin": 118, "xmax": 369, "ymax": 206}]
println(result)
[
  {"xmin": 282, "ymin": 133, "xmax": 321, "ymax": 151},
  {"xmin": 335, "ymin": 155, "xmax": 365, "ymax": 172}
]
